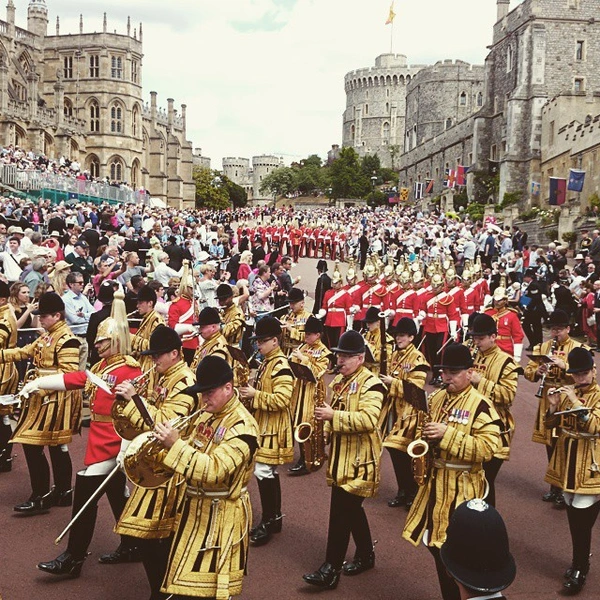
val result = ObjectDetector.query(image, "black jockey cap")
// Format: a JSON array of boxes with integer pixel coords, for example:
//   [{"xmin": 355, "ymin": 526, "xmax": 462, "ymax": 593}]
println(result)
[
  {"xmin": 0, "ymin": 281, "xmax": 10, "ymax": 298},
  {"xmin": 137, "ymin": 285, "xmax": 157, "ymax": 304},
  {"xmin": 392, "ymin": 317, "xmax": 417, "ymax": 337},
  {"xmin": 364, "ymin": 306, "xmax": 381, "ymax": 323},
  {"xmin": 316, "ymin": 260, "xmax": 328, "ymax": 272},
  {"xmin": 469, "ymin": 314, "xmax": 497, "ymax": 337},
  {"xmin": 547, "ymin": 309, "xmax": 570, "ymax": 328},
  {"xmin": 331, "ymin": 330, "xmax": 365, "ymax": 355},
  {"xmin": 194, "ymin": 307, "xmax": 221, "ymax": 327},
  {"xmin": 216, "ymin": 283, "xmax": 234, "ymax": 300},
  {"xmin": 287, "ymin": 287, "xmax": 305, "ymax": 304},
  {"xmin": 436, "ymin": 343, "xmax": 474, "ymax": 370},
  {"xmin": 140, "ymin": 324, "xmax": 182, "ymax": 355},
  {"xmin": 304, "ymin": 315, "xmax": 323, "ymax": 335},
  {"xmin": 566, "ymin": 347, "xmax": 595, "ymax": 373},
  {"xmin": 97, "ymin": 281, "xmax": 115, "ymax": 304},
  {"xmin": 186, "ymin": 355, "xmax": 234, "ymax": 395},
  {"xmin": 250, "ymin": 316, "xmax": 282, "ymax": 341},
  {"xmin": 33, "ymin": 292, "xmax": 65, "ymax": 315},
  {"xmin": 440, "ymin": 498, "xmax": 516, "ymax": 593}
]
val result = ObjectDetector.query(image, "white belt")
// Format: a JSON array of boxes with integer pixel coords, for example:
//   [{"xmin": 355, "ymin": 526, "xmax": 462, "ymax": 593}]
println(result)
[
  {"xmin": 433, "ymin": 459, "xmax": 480, "ymax": 471},
  {"xmin": 186, "ymin": 486, "xmax": 248, "ymax": 498},
  {"xmin": 328, "ymin": 308, "xmax": 345, "ymax": 312}
]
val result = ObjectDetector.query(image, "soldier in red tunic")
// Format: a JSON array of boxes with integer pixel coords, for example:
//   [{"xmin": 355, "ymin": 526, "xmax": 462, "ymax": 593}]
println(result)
[
  {"xmin": 168, "ymin": 261, "xmax": 198, "ymax": 365},
  {"xmin": 484, "ymin": 287, "xmax": 525, "ymax": 362},
  {"xmin": 319, "ymin": 268, "xmax": 353, "ymax": 349},
  {"xmin": 392, "ymin": 271, "xmax": 418, "ymax": 327},
  {"xmin": 33, "ymin": 290, "xmax": 143, "ymax": 578}
]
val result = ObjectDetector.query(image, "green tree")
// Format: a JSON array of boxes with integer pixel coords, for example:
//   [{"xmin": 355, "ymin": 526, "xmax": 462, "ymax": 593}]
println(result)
[
  {"xmin": 361, "ymin": 154, "xmax": 382, "ymax": 183},
  {"xmin": 329, "ymin": 147, "xmax": 370, "ymax": 200},
  {"xmin": 259, "ymin": 166, "xmax": 296, "ymax": 198},
  {"xmin": 193, "ymin": 167, "xmax": 230, "ymax": 210},
  {"xmin": 220, "ymin": 174, "xmax": 248, "ymax": 208},
  {"xmin": 300, "ymin": 154, "xmax": 322, "ymax": 169},
  {"xmin": 380, "ymin": 167, "xmax": 399, "ymax": 186}
]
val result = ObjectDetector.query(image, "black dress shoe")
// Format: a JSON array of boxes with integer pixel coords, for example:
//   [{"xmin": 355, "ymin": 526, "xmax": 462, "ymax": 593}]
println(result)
[
  {"xmin": 404, "ymin": 494, "xmax": 416, "ymax": 510},
  {"xmin": 38, "ymin": 552, "xmax": 85, "ymax": 578},
  {"xmin": 542, "ymin": 490, "xmax": 556, "ymax": 502},
  {"xmin": 387, "ymin": 493, "xmax": 405, "ymax": 508},
  {"xmin": 13, "ymin": 492, "xmax": 52, "ymax": 516},
  {"xmin": 553, "ymin": 493, "xmax": 566, "ymax": 509},
  {"xmin": 49, "ymin": 488, "xmax": 73, "ymax": 507},
  {"xmin": 342, "ymin": 552, "xmax": 375, "ymax": 576},
  {"xmin": 303, "ymin": 562, "xmax": 341, "ymax": 589},
  {"xmin": 563, "ymin": 569, "xmax": 587, "ymax": 594},
  {"xmin": 98, "ymin": 544, "xmax": 142, "ymax": 564},
  {"xmin": 249, "ymin": 522, "xmax": 272, "ymax": 546},
  {"xmin": 288, "ymin": 464, "xmax": 309, "ymax": 477}
]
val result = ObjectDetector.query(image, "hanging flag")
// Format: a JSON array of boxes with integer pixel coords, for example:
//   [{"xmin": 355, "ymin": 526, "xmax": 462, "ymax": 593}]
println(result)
[
  {"xmin": 425, "ymin": 179, "xmax": 434, "ymax": 194},
  {"xmin": 414, "ymin": 182, "xmax": 424, "ymax": 200},
  {"xmin": 567, "ymin": 169, "xmax": 586, "ymax": 192},
  {"xmin": 456, "ymin": 165, "xmax": 468, "ymax": 187},
  {"xmin": 549, "ymin": 177, "xmax": 566, "ymax": 206},
  {"xmin": 444, "ymin": 169, "xmax": 456, "ymax": 189},
  {"xmin": 385, "ymin": 1, "xmax": 396, "ymax": 25},
  {"xmin": 387, "ymin": 192, "xmax": 399, "ymax": 203},
  {"xmin": 531, "ymin": 181, "xmax": 541, "ymax": 196},
  {"xmin": 399, "ymin": 187, "xmax": 409, "ymax": 201}
]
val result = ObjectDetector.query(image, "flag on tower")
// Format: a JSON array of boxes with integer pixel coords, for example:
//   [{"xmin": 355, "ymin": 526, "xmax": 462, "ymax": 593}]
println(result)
[
  {"xmin": 444, "ymin": 169, "xmax": 456, "ymax": 189},
  {"xmin": 549, "ymin": 177, "xmax": 566, "ymax": 206},
  {"xmin": 567, "ymin": 169, "xmax": 586, "ymax": 192},
  {"xmin": 456, "ymin": 165, "xmax": 467, "ymax": 187},
  {"xmin": 385, "ymin": 2, "xmax": 396, "ymax": 25},
  {"xmin": 414, "ymin": 182, "xmax": 424, "ymax": 200},
  {"xmin": 425, "ymin": 179, "xmax": 434, "ymax": 194}
]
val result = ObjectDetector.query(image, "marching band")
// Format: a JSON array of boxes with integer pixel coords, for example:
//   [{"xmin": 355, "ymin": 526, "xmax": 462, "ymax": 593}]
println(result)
[{"xmin": 1, "ymin": 245, "xmax": 599, "ymax": 600}]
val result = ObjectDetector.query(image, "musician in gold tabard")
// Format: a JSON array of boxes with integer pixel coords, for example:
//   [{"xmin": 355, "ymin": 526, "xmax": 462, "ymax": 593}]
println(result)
[
  {"xmin": 110, "ymin": 325, "xmax": 197, "ymax": 600},
  {"xmin": 216, "ymin": 283, "xmax": 246, "ymax": 346},
  {"xmin": 302, "ymin": 330, "xmax": 384, "ymax": 590},
  {"xmin": 153, "ymin": 355, "xmax": 259, "ymax": 600},
  {"xmin": 545, "ymin": 347, "xmax": 600, "ymax": 595},
  {"xmin": 1, "ymin": 292, "xmax": 81, "ymax": 515},
  {"xmin": 363, "ymin": 306, "xmax": 394, "ymax": 377},
  {"xmin": 190, "ymin": 307, "xmax": 233, "ymax": 372},
  {"xmin": 0, "ymin": 281, "xmax": 18, "ymax": 472},
  {"xmin": 524, "ymin": 309, "xmax": 587, "ymax": 507},
  {"xmin": 280, "ymin": 287, "xmax": 310, "ymax": 356},
  {"xmin": 239, "ymin": 317, "xmax": 294, "ymax": 547},
  {"xmin": 130, "ymin": 285, "xmax": 164, "ymax": 391},
  {"xmin": 469, "ymin": 313, "xmax": 522, "ymax": 507},
  {"xmin": 380, "ymin": 318, "xmax": 429, "ymax": 510},
  {"xmin": 402, "ymin": 344, "xmax": 501, "ymax": 600},
  {"xmin": 288, "ymin": 315, "xmax": 331, "ymax": 476}
]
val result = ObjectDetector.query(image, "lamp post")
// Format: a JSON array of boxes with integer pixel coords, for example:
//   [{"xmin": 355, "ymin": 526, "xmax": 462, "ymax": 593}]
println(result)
[{"xmin": 370, "ymin": 173, "xmax": 377, "ymax": 208}]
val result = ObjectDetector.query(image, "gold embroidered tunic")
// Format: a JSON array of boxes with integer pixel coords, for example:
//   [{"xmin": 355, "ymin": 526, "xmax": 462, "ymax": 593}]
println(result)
[
  {"xmin": 290, "ymin": 340, "xmax": 331, "ymax": 428},
  {"xmin": 160, "ymin": 392, "xmax": 259, "ymax": 599},
  {"xmin": 325, "ymin": 365, "xmax": 384, "ymax": 498},
  {"xmin": 471, "ymin": 344, "xmax": 522, "ymax": 460},
  {"xmin": 251, "ymin": 347, "xmax": 294, "ymax": 465},
  {"xmin": 131, "ymin": 309, "xmax": 164, "ymax": 391},
  {"xmin": 280, "ymin": 308, "xmax": 310, "ymax": 355},
  {"xmin": 0, "ymin": 304, "xmax": 18, "ymax": 410},
  {"xmin": 221, "ymin": 303, "xmax": 245, "ymax": 346},
  {"xmin": 545, "ymin": 381, "xmax": 600, "ymax": 494},
  {"xmin": 524, "ymin": 337, "xmax": 585, "ymax": 445},
  {"xmin": 116, "ymin": 360, "xmax": 197, "ymax": 539},
  {"xmin": 2, "ymin": 320, "xmax": 80, "ymax": 445},
  {"xmin": 382, "ymin": 344, "xmax": 429, "ymax": 452},
  {"xmin": 190, "ymin": 331, "xmax": 232, "ymax": 373},
  {"xmin": 364, "ymin": 328, "xmax": 394, "ymax": 378},
  {"xmin": 402, "ymin": 385, "xmax": 501, "ymax": 548}
]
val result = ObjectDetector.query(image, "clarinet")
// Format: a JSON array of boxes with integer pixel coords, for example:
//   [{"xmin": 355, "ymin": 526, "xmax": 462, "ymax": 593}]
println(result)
[{"xmin": 535, "ymin": 336, "xmax": 558, "ymax": 398}]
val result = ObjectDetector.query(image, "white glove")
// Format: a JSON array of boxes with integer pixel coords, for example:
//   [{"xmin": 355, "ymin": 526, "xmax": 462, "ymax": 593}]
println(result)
[
  {"xmin": 21, "ymin": 374, "xmax": 66, "ymax": 397},
  {"xmin": 116, "ymin": 450, "xmax": 126, "ymax": 470},
  {"xmin": 413, "ymin": 318, "xmax": 421, "ymax": 332},
  {"xmin": 461, "ymin": 314, "xmax": 469, "ymax": 327},
  {"xmin": 20, "ymin": 380, "xmax": 40, "ymax": 398},
  {"xmin": 174, "ymin": 323, "xmax": 196, "ymax": 336},
  {"xmin": 449, "ymin": 321, "xmax": 458, "ymax": 339},
  {"xmin": 514, "ymin": 343, "xmax": 523, "ymax": 362},
  {"xmin": 418, "ymin": 310, "xmax": 426, "ymax": 322},
  {"xmin": 385, "ymin": 309, "xmax": 394, "ymax": 318},
  {"xmin": 317, "ymin": 309, "xmax": 326, "ymax": 319},
  {"xmin": 350, "ymin": 305, "xmax": 359, "ymax": 315}
]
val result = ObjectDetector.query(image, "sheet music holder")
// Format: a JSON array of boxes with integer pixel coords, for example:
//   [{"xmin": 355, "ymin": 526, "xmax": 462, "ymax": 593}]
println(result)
[
  {"xmin": 227, "ymin": 345, "xmax": 250, "ymax": 366},
  {"xmin": 403, "ymin": 380, "xmax": 428, "ymax": 413},
  {"xmin": 289, "ymin": 361, "xmax": 317, "ymax": 383},
  {"xmin": 526, "ymin": 354, "xmax": 555, "ymax": 364}
]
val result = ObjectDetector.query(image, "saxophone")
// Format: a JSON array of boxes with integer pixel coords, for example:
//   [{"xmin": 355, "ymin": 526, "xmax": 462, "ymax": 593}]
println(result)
[
  {"xmin": 407, "ymin": 407, "xmax": 432, "ymax": 486},
  {"xmin": 236, "ymin": 350, "xmax": 258, "ymax": 410},
  {"xmin": 294, "ymin": 380, "xmax": 327, "ymax": 472}
]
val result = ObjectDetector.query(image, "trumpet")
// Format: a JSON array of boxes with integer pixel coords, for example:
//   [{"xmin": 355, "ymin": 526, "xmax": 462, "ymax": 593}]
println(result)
[
  {"xmin": 111, "ymin": 366, "xmax": 157, "ymax": 440},
  {"xmin": 535, "ymin": 336, "xmax": 558, "ymax": 398},
  {"xmin": 123, "ymin": 408, "xmax": 203, "ymax": 489}
]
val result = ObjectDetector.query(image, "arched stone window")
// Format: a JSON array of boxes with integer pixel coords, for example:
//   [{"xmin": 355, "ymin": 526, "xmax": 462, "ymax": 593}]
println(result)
[
  {"xmin": 382, "ymin": 122, "xmax": 390, "ymax": 145},
  {"xmin": 110, "ymin": 101, "xmax": 124, "ymax": 133},
  {"xmin": 459, "ymin": 92, "xmax": 467, "ymax": 106},
  {"xmin": 132, "ymin": 105, "xmax": 140, "ymax": 137},
  {"xmin": 87, "ymin": 154, "xmax": 100, "ymax": 178},
  {"xmin": 506, "ymin": 45, "xmax": 513, "ymax": 72},
  {"xmin": 109, "ymin": 157, "xmax": 124, "ymax": 181},
  {"xmin": 64, "ymin": 97, "xmax": 73, "ymax": 118},
  {"xmin": 476, "ymin": 92, "xmax": 483, "ymax": 107},
  {"xmin": 89, "ymin": 100, "xmax": 100, "ymax": 132}
]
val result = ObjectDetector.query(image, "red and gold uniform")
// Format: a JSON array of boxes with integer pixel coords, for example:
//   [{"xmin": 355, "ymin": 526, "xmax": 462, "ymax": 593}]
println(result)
[
  {"xmin": 221, "ymin": 302, "xmax": 246, "ymax": 347},
  {"xmin": 131, "ymin": 308, "xmax": 164, "ymax": 391},
  {"xmin": 280, "ymin": 308, "xmax": 311, "ymax": 356},
  {"xmin": 168, "ymin": 296, "xmax": 199, "ymax": 358},
  {"xmin": 484, "ymin": 306, "xmax": 525, "ymax": 357},
  {"xmin": 0, "ymin": 302, "xmax": 18, "ymax": 469}
]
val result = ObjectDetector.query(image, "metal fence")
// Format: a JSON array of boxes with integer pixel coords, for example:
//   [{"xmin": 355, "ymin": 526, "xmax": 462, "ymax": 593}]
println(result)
[{"xmin": 0, "ymin": 164, "xmax": 151, "ymax": 206}]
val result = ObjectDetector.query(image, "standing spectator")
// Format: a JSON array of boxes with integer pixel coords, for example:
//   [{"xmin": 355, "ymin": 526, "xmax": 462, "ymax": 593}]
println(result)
[
  {"xmin": 522, "ymin": 282, "xmax": 548, "ymax": 350},
  {"xmin": 0, "ymin": 236, "xmax": 28, "ymax": 283},
  {"xmin": 483, "ymin": 229, "xmax": 496, "ymax": 268},
  {"xmin": 312, "ymin": 260, "xmax": 331, "ymax": 315},
  {"xmin": 588, "ymin": 229, "xmax": 600, "ymax": 263},
  {"xmin": 153, "ymin": 251, "xmax": 183, "ymax": 287},
  {"xmin": 23, "ymin": 257, "xmax": 46, "ymax": 297},
  {"xmin": 164, "ymin": 236, "xmax": 185, "ymax": 271},
  {"xmin": 63, "ymin": 272, "xmax": 95, "ymax": 369},
  {"xmin": 251, "ymin": 237, "xmax": 266, "ymax": 268},
  {"xmin": 249, "ymin": 265, "xmax": 275, "ymax": 317},
  {"xmin": 279, "ymin": 256, "xmax": 300, "ymax": 295},
  {"xmin": 65, "ymin": 241, "xmax": 94, "ymax": 284}
]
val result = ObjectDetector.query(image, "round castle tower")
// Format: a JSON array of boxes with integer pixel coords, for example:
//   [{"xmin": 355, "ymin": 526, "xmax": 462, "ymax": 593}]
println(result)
[
  {"xmin": 27, "ymin": 0, "xmax": 48, "ymax": 38},
  {"xmin": 252, "ymin": 155, "xmax": 281, "ymax": 199}
]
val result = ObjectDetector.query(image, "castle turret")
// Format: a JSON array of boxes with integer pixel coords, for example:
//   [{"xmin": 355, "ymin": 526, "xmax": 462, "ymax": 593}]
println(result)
[
  {"xmin": 27, "ymin": 0, "xmax": 48, "ymax": 38},
  {"xmin": 496, "ymin": 0, "xmax": 510, "ymax": 22}
]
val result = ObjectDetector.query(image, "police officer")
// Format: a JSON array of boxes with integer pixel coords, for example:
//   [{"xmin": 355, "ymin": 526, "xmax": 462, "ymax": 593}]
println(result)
[
  {"xmin": 440, "ymin": 499, "xmax": 516, "ymax": 600},
  {"xmin": 302, "ymin": 330, "xmax": 384, "ymax": 590},
  {"xmin": 546, "ymin": 347, "xmax": 600, "ymax": 594}
]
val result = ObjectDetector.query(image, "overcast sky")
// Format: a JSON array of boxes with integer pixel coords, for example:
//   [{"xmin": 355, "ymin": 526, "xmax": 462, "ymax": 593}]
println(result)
[{"xmin": 17, "ymin": 0, "xmax": 525, "ymax": 166}]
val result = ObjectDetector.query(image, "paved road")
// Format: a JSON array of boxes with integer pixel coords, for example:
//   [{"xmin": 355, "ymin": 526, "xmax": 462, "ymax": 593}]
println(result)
[{"xmin": 1, "ymin": 256, "xmax": 598, "ymax": 599}]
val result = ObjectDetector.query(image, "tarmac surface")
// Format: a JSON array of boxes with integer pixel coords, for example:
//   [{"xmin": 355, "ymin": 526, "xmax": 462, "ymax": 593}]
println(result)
[{"xmin": 1, "ymin": 255, "xmax": 598, "ymax": 599}]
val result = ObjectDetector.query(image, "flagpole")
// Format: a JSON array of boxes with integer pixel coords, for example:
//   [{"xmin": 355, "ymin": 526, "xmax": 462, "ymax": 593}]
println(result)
[{"xmin": 390, "ymin": 20, "xmax": 393, "ymax": 54}]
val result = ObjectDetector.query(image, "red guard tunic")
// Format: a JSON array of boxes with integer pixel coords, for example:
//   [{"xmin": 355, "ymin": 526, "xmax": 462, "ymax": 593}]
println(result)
[
  {"xmin": 322, "ymin": 287, "xmax": 354, "ymax": 328},
  {"xmin": 420, "ymin": 290, "xmax": 459, "ymax": 334},
  {"xmin": 392, "ymin": 288, "xmax": 418, "ymax": 326},
  {"xmin": 475, "ymin": 277, "xmax": 490, "ymax": 311},
  {"xmin": 484, "ymin": 307, "xmax": 525, "ymax": 356},
  {"xmin": 463, "ymin": 285, "xmax": 478, "ymax": 315},
  {"xmin": 168, "ymin": 296, "xmax": 199, "ymax": 352},
  {"xmin": 63, "ymin": 356, "xmax": 141, "ymax": 465},
  {"xmin": 354, "ymin": 281, "xmax": 388, "ymax": 322}
]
